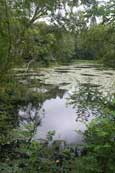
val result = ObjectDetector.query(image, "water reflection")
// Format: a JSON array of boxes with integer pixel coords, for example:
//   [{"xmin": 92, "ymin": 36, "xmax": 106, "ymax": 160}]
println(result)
[
  {"xmin": 67, "ymin": 83, "xmax": 105, "ymax": 122},
  {"xmin": 16, "ymin": 63, "xmax": 115, "ymax": 144},
  {"xmin": 19, "ymin": 103, "xmax": 44, "ymax": 125},
  {"xmin": 34, "ymin": 93, "xmax": 84, "ymax": 144},
  {"xmin": 34, "ymin": 82, "xmax": 108, "ymax": 144},
  {"xmin": 18, "ymin": 82, "xmax": 113, "ymax": 145}
]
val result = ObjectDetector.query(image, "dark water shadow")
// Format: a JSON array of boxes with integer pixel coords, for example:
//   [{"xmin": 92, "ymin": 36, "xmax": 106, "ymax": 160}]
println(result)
[
  {"xmin": 81, "ymin": 73, "xmax": 98, "ymax": 77},
  {"xmin": 103, "ymin": 72, "xmax": 114, "ymax": 75},
  {"xmin": 54, "ymin": 70, "xmax": 69, "ymax": 73}
]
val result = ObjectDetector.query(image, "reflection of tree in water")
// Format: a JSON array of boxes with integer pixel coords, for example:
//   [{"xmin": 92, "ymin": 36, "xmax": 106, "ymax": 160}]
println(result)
[
  {"xmin": 41, "ymin": 83, "xmax": 66, "ymax": 99},
  {"xmin": 18, "ymin": 85, "xmax": 66, "ymax": 141},
  {"xmin": 44, "ymin": 85, "xmax": 66, "ymax": 100},
  {"xmin": 19, "ymin": 103, "xmax": 44, "ymax": 124},
  {"xmin": 67, "ymin": 83, "xmax": 108, "ymax": 122},
  {"xmin": 18, "ymin": 102, "xmax": 45, "ymax": 144},
  {"xmin": 18, "ymin": 85, "xmax": 66, "ymax": 123}
]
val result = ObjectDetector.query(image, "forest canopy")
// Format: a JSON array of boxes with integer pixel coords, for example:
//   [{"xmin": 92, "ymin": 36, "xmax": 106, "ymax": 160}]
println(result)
[{"xmin": 0, "ymin": 0, "xmax": 115, "ymax": 72}]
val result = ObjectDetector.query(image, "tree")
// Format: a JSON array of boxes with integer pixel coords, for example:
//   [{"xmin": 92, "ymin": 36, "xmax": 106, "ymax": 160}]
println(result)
[{"xmin": 0, "ymin": 0, "xmax": 12, "ymax": 75}]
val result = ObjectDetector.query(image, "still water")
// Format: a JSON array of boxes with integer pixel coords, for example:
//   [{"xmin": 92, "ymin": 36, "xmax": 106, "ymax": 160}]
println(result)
[
  {"xmin": 17, "ymin": 62, "xmax": 115, "ymax": 144},
  {"xmin": 34, "ymin": 92, "xmax": 85, "ymax": 144}
]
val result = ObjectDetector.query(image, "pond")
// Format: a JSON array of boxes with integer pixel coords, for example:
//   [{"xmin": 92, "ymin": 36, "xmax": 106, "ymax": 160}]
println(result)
[{"xmin": 17, "ymin": 62, "xmax": 115, "ymax": 145}]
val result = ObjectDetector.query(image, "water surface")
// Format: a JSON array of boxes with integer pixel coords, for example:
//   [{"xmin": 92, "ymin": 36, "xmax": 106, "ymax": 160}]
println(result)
[{"xmin": 17, "ymin": 62, "xmax": 115, "ymax": 144}]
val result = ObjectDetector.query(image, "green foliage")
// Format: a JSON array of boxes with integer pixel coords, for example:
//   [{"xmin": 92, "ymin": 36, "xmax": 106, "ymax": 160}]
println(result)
[
  {"xmin": 53, "ymin": 31, "xmax": 75, "ymax": 63},
  {"xmin": 47, "ymin": 130, "xmax": 56, "ymax": 141},
  {"xmin": 0, "ymin": 1, "xmax": 115, "ymax": 172},
  {"xmin": 77, "ymin": 110, "xmax": 115, "ymax": 173},
  {"xmin": 74, "ymin": 24, "xmax": 115, "ymax": 67}
]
